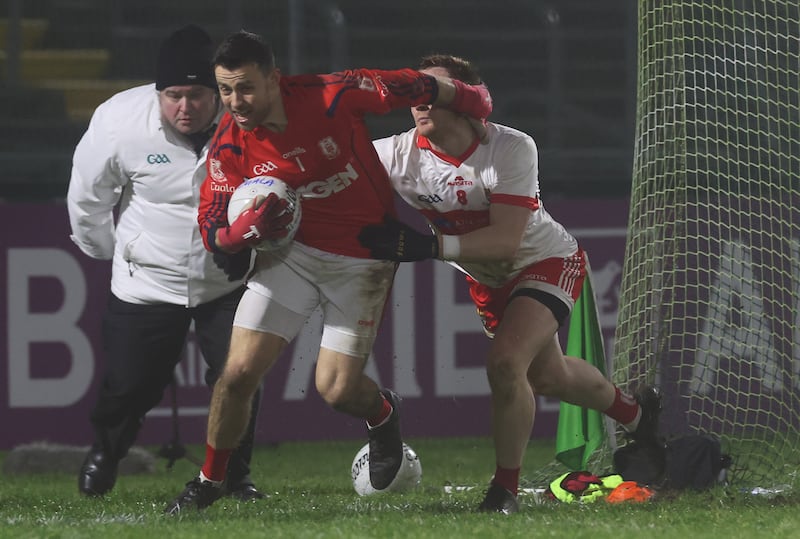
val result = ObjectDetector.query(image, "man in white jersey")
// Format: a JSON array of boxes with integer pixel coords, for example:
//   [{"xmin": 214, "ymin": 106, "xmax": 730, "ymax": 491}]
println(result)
[{"xmin": 359, "ymin": 54, "xmax": 662, "ymax": 514}]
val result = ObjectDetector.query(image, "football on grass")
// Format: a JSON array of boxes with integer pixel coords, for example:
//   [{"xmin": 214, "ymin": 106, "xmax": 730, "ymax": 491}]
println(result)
[
  {"xmin": 351, "ymin": 442, "xmax": 422, "ymax": 496},
  {"xmin": 227, "ymin": 176, "xmax": 302, "ymax": 251}
]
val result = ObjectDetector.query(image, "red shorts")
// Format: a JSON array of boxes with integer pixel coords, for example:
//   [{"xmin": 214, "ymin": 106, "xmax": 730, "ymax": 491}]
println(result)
[{"xmin": 467, "ymin": 249, "xmax": 586, "ymax": 337}]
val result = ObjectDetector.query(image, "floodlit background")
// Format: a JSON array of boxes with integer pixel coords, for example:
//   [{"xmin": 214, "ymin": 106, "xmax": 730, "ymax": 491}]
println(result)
[{"xmin": 1, "ymin": 0, "xmax": 637, "ymax": 201}]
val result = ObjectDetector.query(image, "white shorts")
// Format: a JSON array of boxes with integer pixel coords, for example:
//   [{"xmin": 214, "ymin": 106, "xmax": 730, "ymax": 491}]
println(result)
[{"xmin": 233, "ymin": 242, "xmax": 397, "ymax": 358}]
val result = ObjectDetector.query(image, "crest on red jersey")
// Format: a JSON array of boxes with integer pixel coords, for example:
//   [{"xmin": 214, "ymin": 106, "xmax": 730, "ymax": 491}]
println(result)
[
  {"xmin": 210, "ymin": 158, "xmax": 226, "ymax": 181},
  {"xmin": 358, "ymin": 76, "xmax": 376, "ymax": 92},
  {"xmin": 318, "ymin": 136, "xmax": 340, "ymax": 160}
]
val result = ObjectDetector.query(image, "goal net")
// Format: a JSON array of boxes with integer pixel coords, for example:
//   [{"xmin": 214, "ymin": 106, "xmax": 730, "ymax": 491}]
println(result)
[
  {"xmin": 526, "ymin": 0, "xmax": 799, "ymax": 491},
  {"xmin": 615, "ymin": 0, "xmax": 799, "ymax": 489}
]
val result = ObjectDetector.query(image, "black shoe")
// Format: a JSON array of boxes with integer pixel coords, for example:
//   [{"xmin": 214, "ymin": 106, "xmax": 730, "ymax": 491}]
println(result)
[
  {"xmin": 78, "ymin": 446, "xmax": 118, "ymax": 496},
  {"xmin": 367, "ymin": 389, "xmax": 403, "ymax": 490},
  {"xmin": 225, "ymin": 477, "xmax": 266, "ymax": 501},
  {"xmin": 164, "ymin": 477, "xmax": 222, "ymax": 514},
  {"xmin": 477, "ymin": 484, "xmax": 519, "ymax": 514},
  {"xmin": 630, "ymin": 386, "xmax": 663, "ymax": 445}
]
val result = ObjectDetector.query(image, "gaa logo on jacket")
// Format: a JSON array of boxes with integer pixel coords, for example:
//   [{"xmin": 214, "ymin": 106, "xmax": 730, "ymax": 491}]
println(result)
[{"xmin": 147, "ymin": 153, "xmax": 171, "ymax": 164}]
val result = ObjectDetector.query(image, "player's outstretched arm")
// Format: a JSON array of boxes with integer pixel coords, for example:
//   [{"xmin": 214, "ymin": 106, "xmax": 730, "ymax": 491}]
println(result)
[
  {"xmin": 358, "ymin": 215, "xmax": 439, "ymax": 262},
  {"xmin": 358, "ymin": 205, "xmax": 529, "ymax": 264},
  {"xmin": 451, "ymin": 203, "xmax": 529, "ymax": 261}
]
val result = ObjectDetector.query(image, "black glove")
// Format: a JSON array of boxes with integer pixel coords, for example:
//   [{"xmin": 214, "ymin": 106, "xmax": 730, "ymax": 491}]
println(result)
[
  {"xmin": 358, "ymin": 215, "xmax": 439, "ymax": 262},
  {"xmin": 212, "ymin": 248, "xmax": 253, "ymax": 281}
]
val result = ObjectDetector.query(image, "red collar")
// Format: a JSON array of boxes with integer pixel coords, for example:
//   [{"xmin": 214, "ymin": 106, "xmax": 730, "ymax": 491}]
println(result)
[{"xmin": 416, "ymin": 134, "xmax": 479, "ymax": 167}]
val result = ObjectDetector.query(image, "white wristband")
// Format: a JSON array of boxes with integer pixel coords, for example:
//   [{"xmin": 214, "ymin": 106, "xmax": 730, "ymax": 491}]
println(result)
[{"xmin": 441, "ymin": 235, "xmax": 461, "ymax": 260}]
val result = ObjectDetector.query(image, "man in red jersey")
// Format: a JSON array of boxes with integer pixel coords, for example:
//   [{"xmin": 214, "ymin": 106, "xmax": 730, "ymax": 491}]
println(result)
[{"xmin": 165, "ymin": 31, "xmax": 492, "ymax": 513}]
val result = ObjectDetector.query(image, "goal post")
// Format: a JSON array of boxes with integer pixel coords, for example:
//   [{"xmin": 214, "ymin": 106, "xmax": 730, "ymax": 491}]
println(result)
[
  {"xmin": 614, "ymin": 0, "xmax": 800, "ymax": 488},
  {"xmin": 524, "ymin": 1, "xmax": 798, "ymax": 491}
]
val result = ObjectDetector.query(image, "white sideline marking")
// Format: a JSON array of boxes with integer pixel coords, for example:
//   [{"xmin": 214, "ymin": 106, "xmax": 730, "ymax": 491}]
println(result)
[{"xmin": 444, "ymin": 485, "xmax": 547, "ymax": 503}]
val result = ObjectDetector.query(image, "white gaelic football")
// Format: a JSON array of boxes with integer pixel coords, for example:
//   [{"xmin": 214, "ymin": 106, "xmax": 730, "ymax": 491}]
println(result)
[
  {"xmin": 227, "ymin": 176, "xmax": 301, "ymax": 251},
  {"xmin": 351, "ymin": 442, "xmax": 422, "ymax": 496}
]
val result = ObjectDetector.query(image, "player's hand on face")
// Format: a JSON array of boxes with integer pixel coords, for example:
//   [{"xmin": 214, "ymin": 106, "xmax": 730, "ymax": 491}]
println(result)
[
  {"xmin": 472, "ymin": 83, "xmax": 493, "ymax": 119},
  {"xmin": 450, "ymin": 80, "xmax": 493, "ymax": 122},
  {"xmin": 358, "ymin": 215, "xmax": 439, "ymax": 262}
]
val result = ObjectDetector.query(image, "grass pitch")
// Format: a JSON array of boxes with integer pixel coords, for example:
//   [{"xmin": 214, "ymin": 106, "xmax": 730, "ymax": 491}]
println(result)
[{"xmin": 1, "ymin": 437, "xmax": 796, "ymax": 538}]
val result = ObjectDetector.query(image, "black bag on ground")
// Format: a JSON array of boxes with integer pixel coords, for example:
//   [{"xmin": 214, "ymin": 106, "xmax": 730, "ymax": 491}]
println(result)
[{"xmin": 613, "ymin": 434, "xmax": 731, "ymax": 490}]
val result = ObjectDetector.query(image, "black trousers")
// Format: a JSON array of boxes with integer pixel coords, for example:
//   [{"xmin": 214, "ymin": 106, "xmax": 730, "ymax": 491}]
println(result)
[{"xmin": 89, "ymin": 286, "xmax": 260, "ymax": 483}]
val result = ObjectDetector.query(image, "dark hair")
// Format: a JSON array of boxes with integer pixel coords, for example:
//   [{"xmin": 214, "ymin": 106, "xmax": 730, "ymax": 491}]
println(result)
[
  {"xmin": 419, "ymin": 54, "xmax": 482, "ymax": 85},
  {"xmin": 213, "ymin": 30, "xmax": 276, "ymax": 72}
]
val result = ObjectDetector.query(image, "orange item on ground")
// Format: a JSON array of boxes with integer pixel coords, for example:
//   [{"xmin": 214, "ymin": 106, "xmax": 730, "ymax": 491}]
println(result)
[{"xmin": 605, "ymin": 481, "xmax": 656, "ymax": 503}]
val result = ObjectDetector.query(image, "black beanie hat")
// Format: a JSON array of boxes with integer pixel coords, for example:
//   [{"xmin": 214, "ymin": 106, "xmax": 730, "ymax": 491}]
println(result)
[{"xmin": 155, "ymin": 24, "xmax": 216, "ymax": 90}]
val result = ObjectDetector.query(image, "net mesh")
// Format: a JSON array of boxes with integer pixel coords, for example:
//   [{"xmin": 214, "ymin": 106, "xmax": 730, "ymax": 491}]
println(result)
[{"xmin": 526, "ymin": 0, "xmax": 800, "ymax": 490}]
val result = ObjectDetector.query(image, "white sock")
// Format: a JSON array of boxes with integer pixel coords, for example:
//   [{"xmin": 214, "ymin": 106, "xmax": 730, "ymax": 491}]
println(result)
[{"xmin": 623, "ymin": 408, "xmax": 643, "ymax": 433}]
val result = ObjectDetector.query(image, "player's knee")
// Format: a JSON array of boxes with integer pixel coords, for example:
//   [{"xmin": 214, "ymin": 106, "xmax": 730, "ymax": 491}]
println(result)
[
  {"xmin": 317, "ymin": 383, "xmax": 354, "ymax": 411},
  {"xmin": 486, "ymin": 353, "xmax": 523, "ymax": 390},
  {"xmin": 218, "ymin": 361, "xmax": 261, "ymax": 397}
]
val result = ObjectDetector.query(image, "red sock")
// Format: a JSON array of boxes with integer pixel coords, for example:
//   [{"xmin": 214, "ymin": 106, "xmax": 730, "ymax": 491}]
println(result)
[
  {"xmin": 367, "ymin": 394, "xmax": 393, "ymax": 428},
  {"xmin": 603, "ymin": 386, "xmax": 640, "ymax": 425},
  {"xmin": 492, "ymin": 466, "xmax": 520, "ymax": 496},
  {"xmin": 200, "ymin": 443, "xmax": 233, "ymax": 483}
]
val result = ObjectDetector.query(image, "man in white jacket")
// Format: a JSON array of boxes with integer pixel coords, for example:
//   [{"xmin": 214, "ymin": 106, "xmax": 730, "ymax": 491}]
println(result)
[{"xmin": 67, "ymin": 25, "xmax": 263, "ymax": 500}]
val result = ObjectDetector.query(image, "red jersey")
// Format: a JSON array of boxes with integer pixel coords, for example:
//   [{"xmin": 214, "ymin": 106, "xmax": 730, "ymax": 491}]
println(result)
[{"xmin": 199, "ymin": 68, "xmax": 438, "ymax": 258}]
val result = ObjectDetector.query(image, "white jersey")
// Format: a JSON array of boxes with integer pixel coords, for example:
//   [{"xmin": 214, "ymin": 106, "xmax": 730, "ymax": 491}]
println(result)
[
  {"xmin": 373, "ymin": 122, "xmax": 578, "ymax": 288},
  {"xmin": 67, "ymin": 84, "xmax": 240, "ymax": 306}
]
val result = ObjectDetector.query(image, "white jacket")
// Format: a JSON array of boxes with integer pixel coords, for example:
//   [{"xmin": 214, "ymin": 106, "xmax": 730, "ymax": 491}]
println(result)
[{"xmin": 67, "ymin": 83, "xmax": 243, "ymax": 307}]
